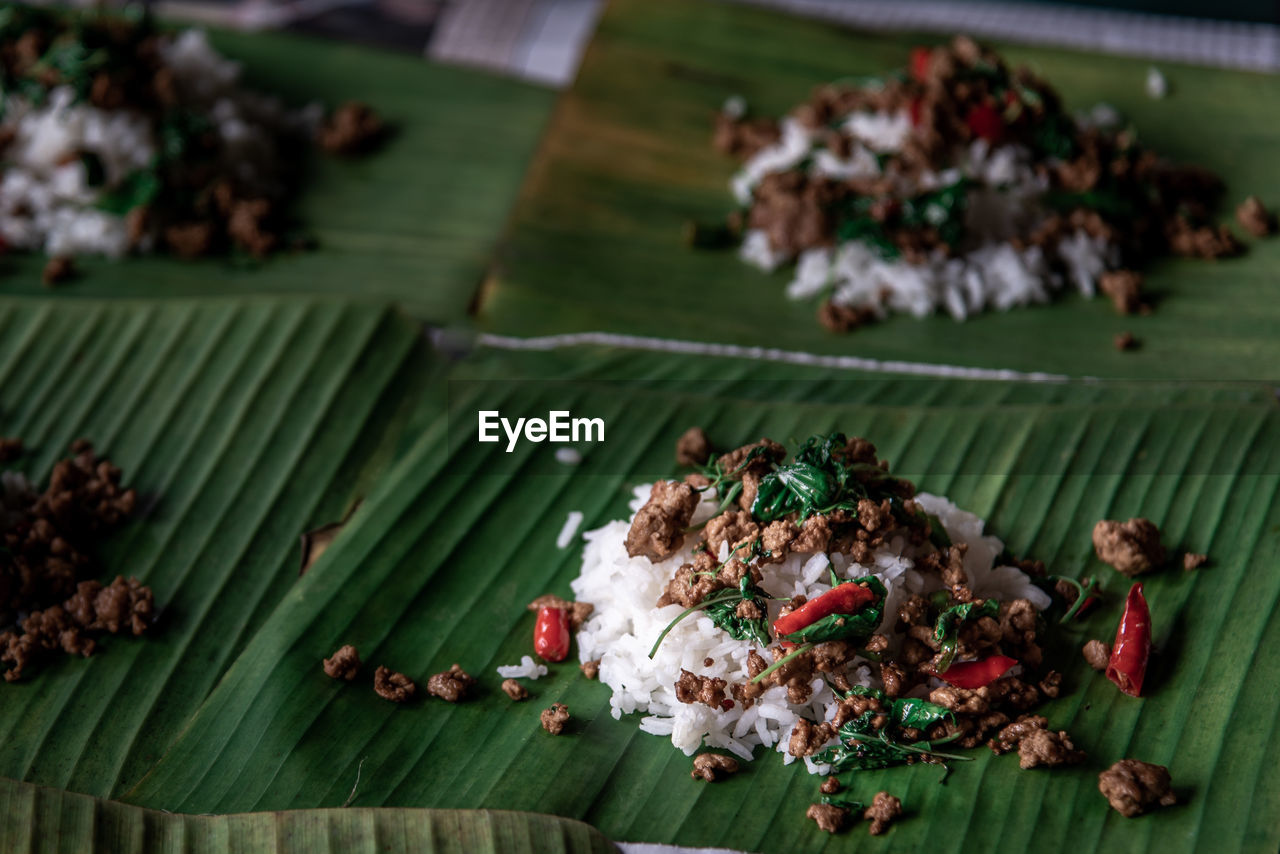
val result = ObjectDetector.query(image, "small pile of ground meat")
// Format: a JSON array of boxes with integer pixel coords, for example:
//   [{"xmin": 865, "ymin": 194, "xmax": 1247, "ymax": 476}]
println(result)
[
  {"xmin": 426, "ymin": 663, "xmax": 475, "ymax": 703},
  {"xmin": 675, "ymin": 427, "xmax": 713, "ymax": 467},
  {"xmin": 0, "ymin": 440, "xmax": 151, "ymax": 682},
  {"xmin": 625, "ymin": 480, "xmax": 699, "ymax": 561},
  {"xmin": 1183, "ymin": 552, "xmax": 1208, "ymax": 571},
  {"xmin": 541, "ymin": 702, "xmax": 570, "ymax": 735},
  {"xmin": 579, "ymin": 660, "xmax": 600, "ymax": 680},
  {"xmin": 317, "ymin": 101, "xmax": 386, "ymax": 156},
  {"xmin": 1082, "ymin": 639, "xmax": 1111, "ymax": 671},
  {"xmin": 373, "ymin": 666, "xmax": 416, "ymax": 703},
  {"xmin": 1018, "ymin": 728, "xmax": 1085, "ymax": 769},
  {"xmin": 1098, "ymin": 759, "xmax": 1176, "ymax": 817},
  {"xmin": 691, "ymin": 752, "xmax": 739, "ymax": 782},
  {"xmin": 1093, "ymin": 518, "xmax": 1166, "ymax": 576}
]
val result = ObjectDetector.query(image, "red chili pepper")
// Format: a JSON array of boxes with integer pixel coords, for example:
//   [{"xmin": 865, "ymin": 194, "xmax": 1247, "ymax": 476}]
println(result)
[
  {"xmin": 910, "ymin": 47, "xmax": 933, "ymax": 83},
  {"xmin": 534, "ymin": 606, "xmax": 571, "ymax": 662},
  {"xmin": 936, "ymin": 654, "xmax": 1017, "ymax": 689},
  {"xmin": 1106, "ymin": 583, "xmax": 1151, "ymax": 697},
  {"xmin": 965, "ymin": 103, "xmax": 1004, "ymax": 143},
  {"xmin": 772, "ymin": 582, "xmax": 875, "ymax": 637}
]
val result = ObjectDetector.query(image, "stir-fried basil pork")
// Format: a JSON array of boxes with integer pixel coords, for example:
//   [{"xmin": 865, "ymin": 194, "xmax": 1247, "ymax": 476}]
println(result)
[
  {"xmin": 711, "ymin": 36, "xmax": 1274, "ymax": 331},
  {"xmin": 628, "ymin": 430, "xmax": 1085, "ymax": 785}
]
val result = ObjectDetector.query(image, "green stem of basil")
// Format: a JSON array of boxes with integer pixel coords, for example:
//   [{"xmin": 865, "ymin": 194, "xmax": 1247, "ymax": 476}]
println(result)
[
  {"xmin": 648, "ymin": 589, "xmax": 743, "ymax": 659},
  {"xmin": 750, "ymin": 642, "xmax": 814, "ymax": 684},
  {"xmin": 1054, "ymin": 575, "xmax": 1096, "ymax": 624}
]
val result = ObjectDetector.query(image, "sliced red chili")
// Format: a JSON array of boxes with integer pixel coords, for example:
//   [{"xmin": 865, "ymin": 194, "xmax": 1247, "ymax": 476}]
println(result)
[
  {"xmin": 935, "ymin": 654, "xmax": 1017, "ymax": 689},
  {"xmin": 772, "ymin": 582, "xmax": 875, "ymax": 637},
  {"xmin": 534, "ymin": 606, "xmax": 571, "ymax": 662},
  {"xmin": 1105, "ymin": 582, "xmax": 1151, "ymax": 697},
  {"xmin": 910, "ymin": 47, "xmax": 933, "ymax": 83},
  {"xmin": 908, "ymin": 96, "xmax": 923, "ymax": 127},
  {"xmin": 965, "ymin": 103, "xmax": 1004, "ymax": 143}
]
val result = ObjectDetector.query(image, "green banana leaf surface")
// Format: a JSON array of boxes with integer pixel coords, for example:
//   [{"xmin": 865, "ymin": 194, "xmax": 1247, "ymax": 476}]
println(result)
[{"xmin": 478, "ymin": 0, "xmax": 1280, "ymax": 381}]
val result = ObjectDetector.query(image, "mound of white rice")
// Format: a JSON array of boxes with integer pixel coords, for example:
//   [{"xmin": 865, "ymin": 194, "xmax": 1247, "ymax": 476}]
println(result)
[
  {"xmin": 731, "ymin": 109, "xmax": 1122, "ymax": 321},
  {"xmin": 571, "ymin": 484, "xmax": 1048, "ymax": 772}
]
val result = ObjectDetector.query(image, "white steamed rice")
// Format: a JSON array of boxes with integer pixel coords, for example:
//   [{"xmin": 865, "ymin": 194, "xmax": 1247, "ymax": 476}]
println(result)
[{"xmin": 571, "ymin": 483, "xmax": 1048, "ymax": 773}]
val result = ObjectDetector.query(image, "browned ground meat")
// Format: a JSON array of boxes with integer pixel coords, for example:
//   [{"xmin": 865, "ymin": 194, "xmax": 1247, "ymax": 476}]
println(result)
[
  {"xmin": 789, "ymin": 718, "xmax": 836, "ymax": 757},
  {"xmin": 625, "ymin": 480, "xmax": 699, "ymax": 561},
  {"xmin": 1114, "ymin": 332, "xmax": 1139, "ymax": 352},
  {"xmin": 1236, "ymin": 196, "xmax": 1275, "ymax": 237},
  {"xmin": 1083, "ymin": 639, "xmax": 1111, "ymax": 671},
  {"xmin": 1098, "ymin": 271, "xmax": 1144, "ymax": 315},
  {"xmin": 1018, "ymin": 728, "xmax": 1084, "ymax": 769},
  {"xmin": 317, "ymin": 101, "xmax": 385, "ymax": 155},
  {"xmin": 988, "ymin": 714, "xmax": 1048, "ymax": 755},
  {"xmin": 541, "ymin": 702, "xmax": 570, "ymax": 734},
  {"xmin": 323, "ymin": 644, "xmax": 361, "ymax": 681},
  {"xmin": 676, "ymin": 427, "xmax": 712, "ymax": 466},
  {"xmin": 691, "ymin": 752, "xmax": 740, "ymax": 782},
  {"xmin": 716, "ymin": 439, "xmax": 786, "ymax": 480},
  {"xmin": 1183, "ymin": 552, "xmax": 1209, "ymax": 571},
  {"xmin": 580, "ymin": 660, "xmax": 600, "ymax": 679},
  {"xmin": 864, "ymin": 791, "xmax": 902, "ymax": 836},
  {"xmin": 675, "ymin": 669, "xmax": 728, "ymax": 709},
  {"xmin": 818, "ymin": 301, "xmax": 877, "ymax": 333},
  {"xmin": 373, "ymin": 666, "xmax": 416, "ymax": 703},
  {"xmin": 527, "ymin": 594, "xmax": 594, "ymax": 630},
  {"xmin": 1098, "ymin": 759, "xmax": 1177, "ymax": 817},
  {"xmin": 1093, "ymin": 518, "xmax": 1166, "ymax": 576},
  {"xmin": 426, "ymin": 663, "xmax": 474, "ymax": 703},
  {"xmin": 41, "ymin": 256, "xmax": 75, "ymax": 287},
  {"xmin": 164, "ymin": 222, "xmax": 215, "ymax": 258},
  {"xmin": 1, "ymin": 442, "xmax": 147, "ymax": 682},
  {"xmin": 820, "ymin": 776, "xmax": 841, "ymax": 795},
  {"xmin": 501, "ymin": 678, "xmax": 528, "ymax": 701},
  {"xmin": 806, "ymin": 802, "xmax": 849, "ymax": 833}
]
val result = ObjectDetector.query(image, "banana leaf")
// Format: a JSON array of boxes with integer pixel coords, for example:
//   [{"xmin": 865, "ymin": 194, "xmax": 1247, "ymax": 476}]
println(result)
[
  {"xmin": 0, "ymin": 29, "xmax": 555, "ymax": 323},
  {"xmin": 0, "ymin": 776, "xmax": 615, "ymax": 853},
  {"xmin": 478, "ymin": 0, "xmax": 1280, "ymax": 381},
  {"xmin": 110, "ymin": 342, "xmax": 1278, "ymax": 853},
  {"xmin": 0, "ymin": 296, "xmax": 436, "ymax": 799}
]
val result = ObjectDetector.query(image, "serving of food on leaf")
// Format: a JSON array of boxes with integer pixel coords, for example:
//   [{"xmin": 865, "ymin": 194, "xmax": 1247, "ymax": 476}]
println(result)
[{"xmin": 707, "ymin": 36, "xmax": 1275, "ymax": 332}]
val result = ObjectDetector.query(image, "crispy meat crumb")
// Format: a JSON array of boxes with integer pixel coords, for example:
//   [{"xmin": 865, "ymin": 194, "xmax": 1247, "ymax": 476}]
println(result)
[
  {"xmin": 691, "ymin": 752, "xmax": 740, "ymax": 782},
  {"xmin": 41, "ymin": 256, "xmax": 75, "ymax": 287},
  {"xmin": 806, "ymin": 802, "xmax": 849, "ymax": 834},
  {"xmin": 625, "ymin": 480, "xmax": 699, "ymax": 561},
  {"xmin": 989, "ymin": 714, "xmax": 1048, "ymax": 755},
  {"xmin": 1114, "ymin": 332, "xmax": 1139, "ymax": 351},
  {"xmin": 318, "ymin": 101, "xmax": 385, "ymax": 155},
  {"xmin": 541, "ymin": 702, "xmax": 570, "ymax": 735},
  {"xmin": 373, "ymin": 666, "xmax": 415, "ymax": 703},
  {"xmin": 1018, "ymin": 728, "xmax": 1085, "ymax": 769},
  {"xmin": 1183, "ymin": 552, "xmax": 1209, "ymax": 571},
  {"xmin": 1099, "ymin": 759, "xmax": 1177, "ymax": 817},
  {"xmin": 676, "ymin": 427, "xmax": 712, "ymax": 466},
  {"xmin": 1092, "ymin": 518, "xmax": 1166, "ymax": 576},
  {"xmin": 864, "ymin": 791, "xmax": 902, "ymax": 836},
  {"xmin": 580, "ymin": 660, "xmax": 600, "ymax": 680},
  {"xmin": 1236, "ymin": 196, "xmax": 1275, "ymax": 237},
  {"xmin": 820, "ymin": 776, "xmax": 841, "ymax": 795},
  {"xmin": 1099, "ymin": 271, "xmax": 1144, "ymax": 315},
  {"xmin": 426, "ymin": 663, "xmax": 474, "ymax": 703},
  {"xmin": 500, "ymin": 678, "xmax": 528, "ymax": 701},
  {"xmin": 1083, "ymin": 639, "xmax": 1111, "ymax": 671},
  {"xmin": 322, "ymin": 644, "xmax": 361, "ymax": 681}
]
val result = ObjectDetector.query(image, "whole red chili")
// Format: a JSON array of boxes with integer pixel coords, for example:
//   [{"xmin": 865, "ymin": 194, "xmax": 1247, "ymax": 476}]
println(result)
[
  {"xmin": 910, "ymin": 47, "xmax": 933, "ymax": 83},
  {"xmin": 1105, "ymin": 583, "xmax": 1151, "ymax": 697},
  {"xmin": 965, "ymin": 103, "xmax": 1004, "ymax": 143},
  {"xmin": 772, "ymin": 582, "xmax": 876, "ymax": 637},
  {"xmin": 935, "ymin": 654, "xmax": 1017, "ymax": 689},
  {"xmin": 534, "ymin": 606, "xmax": 571, "ymax": 662}
]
